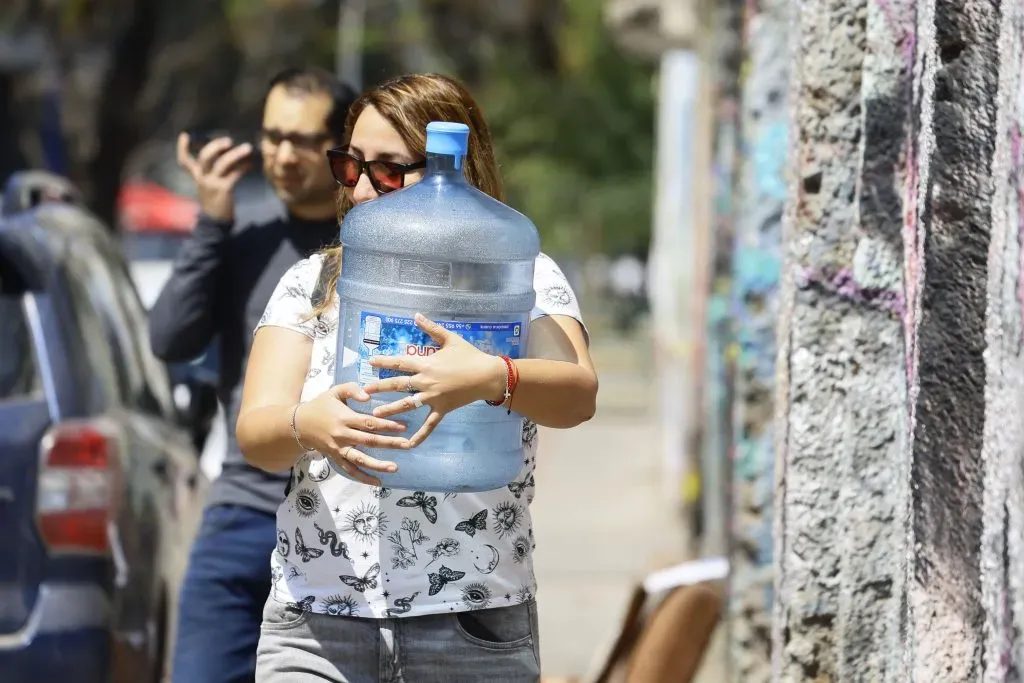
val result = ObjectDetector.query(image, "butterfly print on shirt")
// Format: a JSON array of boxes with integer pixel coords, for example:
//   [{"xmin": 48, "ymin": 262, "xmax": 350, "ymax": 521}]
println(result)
[
  {"xmin": 291, "ymin": 595, "xmax": 316, "ymax": 613},
  {"xmin": 507, "ymin": 474, "xmax": 535, "ymax": 499},
  {"xmin": 454, "ymin": 509, "xmax": 487, "ymax": 537},
  {"xmin": 294, "ymin": 528, "xmax": 324, "ymax": 562},
  {"xmin": 427, "ymin": 565, "xmax": 466, "ymax": 596},
  {"xmin": 340, "ymin": 563, "xmax": 381, "ymax": 592},
  {"xmin": 397, "ymin": 491, "xmax": 438, "ymax": 524}
]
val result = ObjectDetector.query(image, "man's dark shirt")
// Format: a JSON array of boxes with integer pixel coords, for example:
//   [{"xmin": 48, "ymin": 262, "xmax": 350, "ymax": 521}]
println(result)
[{"xmin": 149, "ymin": 208, "xmax": 336, "ymax": 515}]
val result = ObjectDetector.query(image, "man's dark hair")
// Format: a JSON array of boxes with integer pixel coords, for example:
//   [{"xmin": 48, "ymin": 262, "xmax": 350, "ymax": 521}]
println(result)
[{"xmin": 265, "ymin": 67, "xmax": 358, "ymax": 142}]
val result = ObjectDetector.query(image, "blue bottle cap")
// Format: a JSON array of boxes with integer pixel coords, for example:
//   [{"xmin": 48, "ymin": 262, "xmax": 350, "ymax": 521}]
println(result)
[{"xmin": 425, "ymin": 121, "xmax": 470, "ymax": 157}]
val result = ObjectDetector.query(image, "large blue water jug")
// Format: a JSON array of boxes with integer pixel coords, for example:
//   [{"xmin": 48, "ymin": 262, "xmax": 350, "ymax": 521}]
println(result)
[{"xmin": 334, "ymin": 121, "xmax": 540, "ymax": 492}]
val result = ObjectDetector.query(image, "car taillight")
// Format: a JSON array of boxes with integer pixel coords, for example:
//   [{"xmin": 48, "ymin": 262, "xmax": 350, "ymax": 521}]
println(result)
[{"xmin": 37, "ymin": 420, "xmax": 122, "ymax": 553}]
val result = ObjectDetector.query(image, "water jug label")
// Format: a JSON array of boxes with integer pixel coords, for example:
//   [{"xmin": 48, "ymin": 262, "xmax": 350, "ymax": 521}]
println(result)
[{"xmin": 357, "ymin": 311, "xmax": 523, "ymax": 385}]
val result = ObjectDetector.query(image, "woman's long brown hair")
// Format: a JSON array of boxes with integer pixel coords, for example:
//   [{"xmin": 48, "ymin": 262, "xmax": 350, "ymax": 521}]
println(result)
[{"xmin": 313, "ymin": 73, "xmax": 505, "ymax": 318}]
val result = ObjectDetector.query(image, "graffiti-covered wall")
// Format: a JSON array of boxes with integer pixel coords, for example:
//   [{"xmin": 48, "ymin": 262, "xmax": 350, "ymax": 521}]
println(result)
[{"xmin": 769, "ymin": 0, "xmax": 1024, "ymax": 679}]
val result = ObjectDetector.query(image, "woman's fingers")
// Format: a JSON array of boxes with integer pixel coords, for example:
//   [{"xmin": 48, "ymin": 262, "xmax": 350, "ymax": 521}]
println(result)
[
  {"xmin": 348, "ymin": 413, "xmax": 407, "ymax": 433},
  {"xmin": 335, "ymin": 444, "xmax": 398, "ymax": 473},
  {"xmin": 334, "ymin": 455, "xmax": 382, "ymax": 487},
  {"xmin": 344, "ymin": 428, "xmax": 411, "ymax": 451},
  {"xmin": 364, "ymin": 373, "xmax": 421, "ymax": 395},
  {"xmin": 372, "ymin": 394, "xmax": 426, "ymax": 418},
  {"xmin": 409, "ymin": 410, "xmax": 443, "ymax": 447},
  {"xmin": 369, "ymin": 355, "xmax": 425, "ymax": 375}
]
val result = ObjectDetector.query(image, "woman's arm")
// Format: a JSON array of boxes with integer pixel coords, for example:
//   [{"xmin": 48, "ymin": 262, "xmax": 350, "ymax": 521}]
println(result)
[
  {"xmin": 364, "ymin": 313, "xmax": 598, "ymax": 444},
  {"xmin": 503, "ymin": 313, "xmax": 598, "ymax": 428},
  {"xmin": 236, "ymin": 326, "xmax": 411, "ymax": 481},
  {"xmin": 235, "ymin": 326, "xmax": 316, "ymax": 472}
]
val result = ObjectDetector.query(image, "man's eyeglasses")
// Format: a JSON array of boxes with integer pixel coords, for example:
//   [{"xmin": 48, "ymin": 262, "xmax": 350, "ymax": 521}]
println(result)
[
  {"xmin": 261, "ymin": 128, "xmax": 333, "ymax": 153},
  {"xmin": 326, "ymin": 149, "xmax": 426, "ymax": 195}
]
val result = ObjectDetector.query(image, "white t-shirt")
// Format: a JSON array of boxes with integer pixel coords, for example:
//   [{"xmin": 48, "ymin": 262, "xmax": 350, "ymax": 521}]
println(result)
[{"xmin": 256, "ymin": 252, "xmax": 584, "ymax": 619}]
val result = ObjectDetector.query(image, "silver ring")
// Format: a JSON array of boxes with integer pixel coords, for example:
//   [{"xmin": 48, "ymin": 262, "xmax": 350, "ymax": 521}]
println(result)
[
  {"xmin": 412, "ymin": 394, "xmax": 423, "ymax": 408},
  {"xmin": 340, "ymin": 446, "xmax": 352, "ymax": 459},
  {"xmin": 406, "ymin": 376, "xmax": 415, "ymax": 394}
]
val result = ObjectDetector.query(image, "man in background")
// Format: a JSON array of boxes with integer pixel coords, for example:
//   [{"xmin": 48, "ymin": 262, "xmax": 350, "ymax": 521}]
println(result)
[{"xmin": 149, "ymin": 66, "xmax": 356, "ymax": 683}]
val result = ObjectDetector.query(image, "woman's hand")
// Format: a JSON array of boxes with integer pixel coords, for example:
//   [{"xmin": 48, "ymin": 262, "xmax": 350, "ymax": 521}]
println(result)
[
  {"xmin": 363, "ymin": 314, "xmax": 507, "ymax": 445},
  {"xmin": 294, "ymin": 383, "xmax": 412, "ymax": 485}
]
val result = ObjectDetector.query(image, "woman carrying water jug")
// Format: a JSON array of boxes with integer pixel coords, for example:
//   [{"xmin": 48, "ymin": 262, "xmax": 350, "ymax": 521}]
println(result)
[{"xmin": 236, "ymin": 72, "xmax": 598, "ymax": 682}]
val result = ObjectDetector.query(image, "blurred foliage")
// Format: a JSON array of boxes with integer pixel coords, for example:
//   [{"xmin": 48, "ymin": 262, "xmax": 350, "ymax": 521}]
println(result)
[
  {"xmin": 0, "ymin": 0, "xmax": 655, "ymax": 257},
  {"xmin": 478, "ymin": 0, "xmax": 656, "ymax": 257}
]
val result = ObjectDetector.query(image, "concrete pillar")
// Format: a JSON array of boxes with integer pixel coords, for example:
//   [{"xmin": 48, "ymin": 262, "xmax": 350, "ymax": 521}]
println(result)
[{"xmin": 772, "ymin": 0, "xmax": 1024, "ymax": 679}]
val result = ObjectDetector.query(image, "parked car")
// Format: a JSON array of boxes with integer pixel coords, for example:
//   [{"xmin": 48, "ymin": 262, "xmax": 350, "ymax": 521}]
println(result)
[{"xmin": 0, "ymin": 195, "xmax": 207, "ymax": 682}]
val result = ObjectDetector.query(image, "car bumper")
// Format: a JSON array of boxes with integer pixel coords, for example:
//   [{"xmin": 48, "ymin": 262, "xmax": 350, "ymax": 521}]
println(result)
[{"xmin": 0, "ymin": 583, "xmax": 111, "ymax": 681}]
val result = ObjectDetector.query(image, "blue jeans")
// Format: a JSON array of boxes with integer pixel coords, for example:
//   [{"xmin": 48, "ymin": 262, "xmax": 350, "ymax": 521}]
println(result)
[
  {"xmin": 172, "ymin": 504, "xmax": 277, "ymax": 683},
  {"xmin": 256, "ymin": 597, "xmax": 541, "ymax": 682}
]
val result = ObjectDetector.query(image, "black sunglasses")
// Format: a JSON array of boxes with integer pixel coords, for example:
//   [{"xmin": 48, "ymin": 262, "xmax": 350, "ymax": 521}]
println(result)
[{"xmin": 326, "ymin": 148, "xmax": 426, "ymax": 195}]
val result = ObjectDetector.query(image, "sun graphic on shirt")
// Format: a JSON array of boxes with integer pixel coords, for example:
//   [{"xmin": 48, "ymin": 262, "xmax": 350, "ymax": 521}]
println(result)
[
  {"xmin": 492, "ymin": 501, "xmax": 524, "ymax": 539},
  {"xmin": 341, "ymin": 502, "xmax": 389, "ymax": 544},
  {"xmin": 321, "ymin": 594, "xmax": 359, "ymax": 617}
]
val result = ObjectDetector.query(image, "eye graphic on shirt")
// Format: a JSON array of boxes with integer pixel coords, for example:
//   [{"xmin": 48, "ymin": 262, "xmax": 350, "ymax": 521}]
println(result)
[
  {"xmin": 294, "ymin": 488, "xmax": 321, "ymax": 518},
  {"xmin": 293, "ymin": 528, "xmax": 324, "ymax": 562},
  {"xmin": 322, "ymin": 594, "xmax": 359, "ymax": 616},
  {"xmin": 511, "ymin": 535, "xmax": 530, "ymax": 564},
  {"xmin": 372, "ymin": 486, "xmax": 392, "ymax": 499},
  {"xmin": 396, "ymin": 491, "xmax": 439, "ymax": 524},
  {"xmin": 339, "ymin": 563, "xmax": 381, "ymax": 592},
  {"xmin": 492, "ymin": 501, "xmax": 524, "ymax": 539},
  {"xmin": 461, "ymin": 583, "xmax": 492, "ymax": 609},
  {"xmin": 454, "ymin": 509, "xmax": 487, "ymax": 537},
  {"xmin": 276, "ymin": 529, "xmax": 290, "ymax": 558},
  {"xmin": 342, "ymin": 502, "xmax": 389, "ymax": 543},
  {"xmin": 427, "ymin": 565, "xmax": 466, "ymax": 596}
]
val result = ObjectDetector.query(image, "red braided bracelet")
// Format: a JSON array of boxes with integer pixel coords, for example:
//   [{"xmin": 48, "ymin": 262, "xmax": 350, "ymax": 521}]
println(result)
[{"xmin": 486, "ymin": 355, "xmax": 518, "ymax": 412}]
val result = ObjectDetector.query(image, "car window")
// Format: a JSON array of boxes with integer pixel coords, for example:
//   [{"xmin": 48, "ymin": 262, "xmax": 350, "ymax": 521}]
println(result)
[
  {"xmin": 107, "ymin": 258, "xmax": 176, "ymax": 419},
  {"xmin": 65, "ymin": 240, "xmax": 173, "ymax": 418},
  {"xmin": 57, "ymin": 266, "xmax": 122, "ymax": 411},
  {"xmin": 0, "ymin": 271, "xmax": 43, "ymax": 403}
]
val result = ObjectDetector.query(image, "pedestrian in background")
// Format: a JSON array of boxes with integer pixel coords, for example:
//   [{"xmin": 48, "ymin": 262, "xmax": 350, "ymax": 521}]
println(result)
[{"xmin": 148, "ymin": 66, "xmax": 357, "ymax": 683}]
